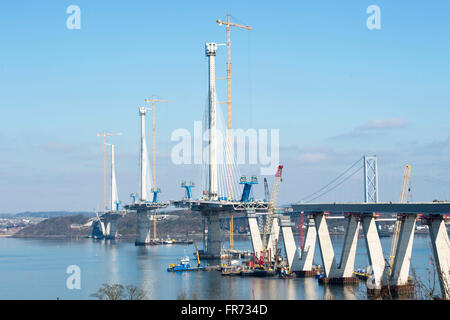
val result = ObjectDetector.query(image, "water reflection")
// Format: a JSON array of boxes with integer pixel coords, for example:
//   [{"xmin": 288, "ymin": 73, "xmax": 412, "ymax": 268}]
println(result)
[{"xmin": 0, "ymin": 236, "xmax": 437, "ymax": 300}]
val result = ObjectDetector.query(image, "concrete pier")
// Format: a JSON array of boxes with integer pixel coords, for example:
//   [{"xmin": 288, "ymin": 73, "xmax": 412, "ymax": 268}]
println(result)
[
  {"xmin": 136, "ymin": 210, "xmax": 153, "ymax": 245},
  {"xmin": 361, "ymin": 213, "xmax": 386, "ymax": 290},
  {"xmin": 334, "ymin": 213, "xmax": 360, "ymax": 283},
  {"xmin": 279, "ymin": 216, "xmax": 297, "ymax": 268},
  {"xmin": 103, "ymin": 213, "xmax": 121, "ymax": 240},
  {"xmin": 206, "ymin": 212, "xmax": 222, "ymax": 258},
  {"xmin": 426, "ymin": 215, "xmax": 450, "ymax": 299},
  {"xmin": 314, "ymin": 212, "xmax": 337, "ymax": 279},
  {"xmin": 390, "ymin": 214, "xmax": 416, "ymax": 287},
  {"xmin": 248, "ymin": 214, "xmax": 263, "ymax": 258},
  {"xmin": 291, "ymin": 217, "xmax": 317, "ymax": 275}
]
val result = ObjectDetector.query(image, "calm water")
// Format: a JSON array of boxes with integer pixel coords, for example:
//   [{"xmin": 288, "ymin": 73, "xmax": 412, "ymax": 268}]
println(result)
[{"xmin": 0, "ymin": 234, "xmax": 436, "ymax": 300}]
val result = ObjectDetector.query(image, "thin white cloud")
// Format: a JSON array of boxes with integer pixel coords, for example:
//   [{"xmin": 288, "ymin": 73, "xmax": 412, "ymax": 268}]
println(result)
[
  {"xmin": 329, "ymin": 117, "xmax": 409, "ymax": 140},
  {"xmin": 297, "ymin": 152, "xmax": 327, "ymax": 163},
  {"xmin": 359, "ymin": 118, "xmax": 409, "ymax": 130}
]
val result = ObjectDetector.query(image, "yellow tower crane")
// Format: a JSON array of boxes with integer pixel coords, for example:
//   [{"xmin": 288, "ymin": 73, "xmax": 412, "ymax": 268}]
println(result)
[
  {"xmin": 388, "ymin": 165, "xmax": 412, "ymax": 272},
  {"xmin": 216, "ymin": 14, "xmax": 251, "ymax": 250},
  {"xmin": 144, "ymin": 95, "xmax": 170, "ymax": 241}
]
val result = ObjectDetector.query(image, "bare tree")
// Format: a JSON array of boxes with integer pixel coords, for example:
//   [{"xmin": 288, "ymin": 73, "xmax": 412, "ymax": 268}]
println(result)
[
  {"xmin": 91, "ymin": 283, "xmax": 125, "ymax": 300},
  {"xmin": 125, "ymin": 285, "xmax": 148, "ymax": 300},
  {"xmin": 91, "ymin": 283, "xmax": 148, "ymax": 300}
]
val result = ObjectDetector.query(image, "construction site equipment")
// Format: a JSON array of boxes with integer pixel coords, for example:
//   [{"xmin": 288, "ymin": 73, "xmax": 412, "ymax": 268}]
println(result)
[
  {"xmin": 261, "ymin": 165, "xmax": 284, "ymax": 263},
  {"xmin": 263, "ymin": 178, "xmax": 270, "ymax": 202},
  {"xmin": 388, "ymin": 165, "xmax": 412, "ymax": 271},
  {"xmin": 181, "ymin": 181, "xmax": 195, "ymax": 199}
]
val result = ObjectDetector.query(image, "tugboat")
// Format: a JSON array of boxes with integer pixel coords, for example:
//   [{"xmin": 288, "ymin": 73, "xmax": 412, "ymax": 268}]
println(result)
[{"xmin": 167, "ymin": 241, "xmax": 206, "ymax": 272}]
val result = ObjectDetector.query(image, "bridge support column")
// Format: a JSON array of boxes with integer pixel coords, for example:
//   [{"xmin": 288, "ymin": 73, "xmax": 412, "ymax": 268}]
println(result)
[
  {"xmin": 248, "ymin": 214, "xmax": 263, "ymax": 259},
  {"xmin": 333, "ymin": 213, "xmax": 360, "ymax": 283},
  {"xmin": 427, "ymin": 215, "xmax": 450, "ymax": 299},
  {"xmin": 104, "ymin": 214, "xmax": 120, "ymax": 240},
  {"xmin": 136, "ymin": 210, "xmax": 152, "ymax": 245},
  {"xmin": 361, "ymin": 214, "xmax": 386, "ymax": 290},
  {"xmin": 292, "ymin": 217, "xmax": 317, "ymax": 275},
  {"xmin": 313, "ymin": 212, "xmax": 337, "ymax": 279},
  {"xmin": 390, "ymin": 214, "xmax": 416, "ymax": 290},
  {"xmin": 206, "ymin": 212, "xmax": 222, "ymax": 258},
  {"xmin": 279, "ymin": 216, "xmax": 297, "ymax": 268},
  {"xmin": 268, "ymin": 217, "xmax": 280, "ymax": 260}
]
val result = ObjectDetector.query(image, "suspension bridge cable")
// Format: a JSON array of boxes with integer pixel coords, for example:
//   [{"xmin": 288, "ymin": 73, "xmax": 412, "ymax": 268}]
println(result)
[
  {"xmin": 301, "ymin": 157, "xmax": 363, "ymax": 202},
  {"xmin": 305, "ymin": 164, "xmax": 364, "ymax": 203}
]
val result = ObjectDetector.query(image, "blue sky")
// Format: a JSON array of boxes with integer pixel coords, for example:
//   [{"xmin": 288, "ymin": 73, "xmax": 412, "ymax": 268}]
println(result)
[{"xmin": 1, "ymin": 0, "xmax": 450, "ymax": 212}]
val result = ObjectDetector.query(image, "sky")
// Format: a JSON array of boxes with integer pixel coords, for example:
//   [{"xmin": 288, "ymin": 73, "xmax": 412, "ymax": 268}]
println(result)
[{"xmin": 0, "ymin": 0, "xmax": 450, "ymax": 213}]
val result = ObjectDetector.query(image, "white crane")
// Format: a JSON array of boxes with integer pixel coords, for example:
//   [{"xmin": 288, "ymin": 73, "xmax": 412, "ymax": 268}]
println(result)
[{"xmin": 262, "ymin": 165, "xmax": 284, "ymax": 259}]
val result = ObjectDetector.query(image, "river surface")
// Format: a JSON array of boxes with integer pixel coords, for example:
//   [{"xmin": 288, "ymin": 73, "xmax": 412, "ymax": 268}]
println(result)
[{"xmin": 0, "ymin": 234, "xmax": 437, "ymax": 300}]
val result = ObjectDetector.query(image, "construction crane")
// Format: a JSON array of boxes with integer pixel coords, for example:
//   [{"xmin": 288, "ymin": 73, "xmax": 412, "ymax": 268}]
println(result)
[
  {"xmin": 388, "ymin": 165, "xmax": 411, "ymax": 271},
  {"xmin": 216, "ymin": 14, "xmax": 252, "ymax": 200},
  {"xmin": 194, "ymin": 240, "xmax": 201, "ymax": 267},
  {"xmin": 263, "ymin": 178, "xmax": 270, "ymax": 202},
  {"xmin": 216, "ymin": 15, "xmax": 251, "ymax": 251},
  {"xmin": 144, "ymin": 95, "xmax": 170, "ymax": 241},
  {"xmin": 262, "ymin": 165, "xmax": 284, "ymax": 262},
  {"xmin": 96, "ymin": 132, "xmax": 122, "ymax": 212}
]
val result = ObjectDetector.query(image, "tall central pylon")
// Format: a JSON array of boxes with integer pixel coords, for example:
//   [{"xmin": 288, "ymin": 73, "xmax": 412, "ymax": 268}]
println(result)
[
  {"xmin": 206, "ymin": 42, "xmax": 219, "ymax": 200},
  {"xmin": 139, "ymin": 106, "xmax": 151, "ymax": 201}
]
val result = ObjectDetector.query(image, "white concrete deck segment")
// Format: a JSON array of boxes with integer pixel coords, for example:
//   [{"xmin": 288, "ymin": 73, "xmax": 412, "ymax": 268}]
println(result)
[{"xmin": 291, "ymin": 202, "xmax": 450, "ymax": 214}]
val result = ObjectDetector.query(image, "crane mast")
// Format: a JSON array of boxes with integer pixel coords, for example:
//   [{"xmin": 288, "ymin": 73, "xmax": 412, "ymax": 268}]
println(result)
[
  {"xmin": 389, "ymin": 165, "xmax": 411, "ymax": 271},
  {"xmin": 216, "ymin": 15, "xmax": 251, "ymax": 250},
  {"xmin": 262, "ymin": 165, "xmax": 283, "ymax": 255}
]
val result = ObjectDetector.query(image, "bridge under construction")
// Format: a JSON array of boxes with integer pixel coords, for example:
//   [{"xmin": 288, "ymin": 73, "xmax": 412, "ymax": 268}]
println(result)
[{"xmin": 91, "ymin": 14, "xmax": 450, "ymax": 299}]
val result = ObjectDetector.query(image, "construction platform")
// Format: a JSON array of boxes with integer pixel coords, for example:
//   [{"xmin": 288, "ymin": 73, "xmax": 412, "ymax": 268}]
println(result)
[{"xmin": 318, "ymin": 277, "xmax": 360, "ymax": 285}]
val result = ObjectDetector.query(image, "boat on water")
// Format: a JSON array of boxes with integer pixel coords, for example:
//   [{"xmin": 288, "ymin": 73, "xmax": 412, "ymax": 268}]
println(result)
[
  {"xmin": 167, "ymin": 256, "xmax": 206, "ymax": 272},
  {"xmin": 167, "ymin": 240, "xmax": 205, "ymax": 272}
]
